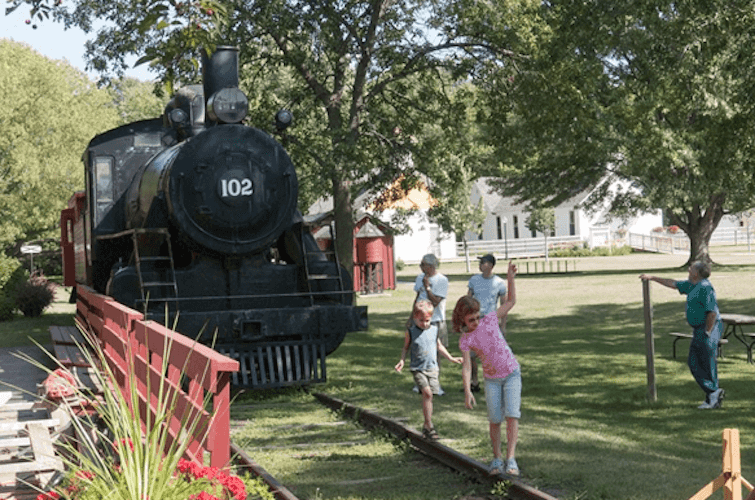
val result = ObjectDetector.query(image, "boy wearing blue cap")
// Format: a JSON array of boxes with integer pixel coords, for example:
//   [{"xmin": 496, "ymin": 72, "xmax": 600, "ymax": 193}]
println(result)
[{"xmin": 466, "ymin": 254, "xmax": 508, "ymax": 393}]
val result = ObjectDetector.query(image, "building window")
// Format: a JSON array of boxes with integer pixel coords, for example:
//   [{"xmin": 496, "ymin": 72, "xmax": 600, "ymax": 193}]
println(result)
[
  {"xmin": 569, "ymin": 211, "xmax": 576, "ymax": 236},
  {"xmin": 513, "ymin": 216, "xmax": 520, "ymax": 239},
  {"xmin": 496, "ymin": 216, "xmax": 502, "ymax": 239}
]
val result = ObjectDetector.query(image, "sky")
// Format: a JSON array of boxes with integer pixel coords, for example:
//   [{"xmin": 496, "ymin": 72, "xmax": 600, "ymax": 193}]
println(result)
[{"xmin": 2, "ymin": 7, "xmax": 154, "ymax": 81}]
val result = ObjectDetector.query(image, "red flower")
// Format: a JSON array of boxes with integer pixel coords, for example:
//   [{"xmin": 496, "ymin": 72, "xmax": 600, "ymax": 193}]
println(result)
[
  {"xmin": 177, "ymin": 458, "xmax": 201, "ymax": 478},
  {"xmin": 113, "ymin": 438, "xmax": 135, "ymax": 453},
  {"xmin": 36, "ymin": 493, "xmax": 60, "ymax": 500},
  {"xmin": 75, "ymin": 470, "xmax": 95, "ymax": 481},
  {"xmin": 220, "ymin": 475, "xmax": 247, "ymax": 500},
  {"xmin": 189, "ymin": 492, "xmax": 221, "ymax": 500}
]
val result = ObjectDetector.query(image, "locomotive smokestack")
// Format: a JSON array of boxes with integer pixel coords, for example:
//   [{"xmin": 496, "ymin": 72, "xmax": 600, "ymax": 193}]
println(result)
[
  {"xmin": 203, "ymin": 46, "xmax": 239, "ymax": 96},
  {"xmin": 202, "ymin": 46, "xmax": 248, "ymax": 125}
]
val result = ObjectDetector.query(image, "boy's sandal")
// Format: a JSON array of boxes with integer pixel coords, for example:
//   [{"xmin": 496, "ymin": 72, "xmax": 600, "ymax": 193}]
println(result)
[
  {"xmin": 422, "ymin": 427, "xmax": 439, "ymax": 440},
  {"xmin": 489, "ymin": 458, "xmax": 504, "ymax": 474},
  {"xmin": 505, "ymin": 458, "xmax": 520, "ymax": 476}
]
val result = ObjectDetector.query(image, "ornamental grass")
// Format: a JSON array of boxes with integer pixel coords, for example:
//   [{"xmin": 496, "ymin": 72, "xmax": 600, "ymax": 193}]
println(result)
[{"xmin": 15, "ymin": 327, "xmax": 271, "ymax": 500}]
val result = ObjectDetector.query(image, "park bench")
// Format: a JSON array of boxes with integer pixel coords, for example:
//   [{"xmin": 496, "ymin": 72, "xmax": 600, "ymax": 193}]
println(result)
[
  {"xmin": 49, "ymin": 325, "xmax": 93, "ymax": 369},
  {"xmin": 668, "ymin": 332, "xmax": 728, "ymax": 359}
]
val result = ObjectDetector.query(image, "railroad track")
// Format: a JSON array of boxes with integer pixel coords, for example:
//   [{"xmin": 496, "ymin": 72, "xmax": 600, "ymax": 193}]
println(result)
[{"xmin": 232, "ymin": 391, "xmax": 559, "ymax": 500}]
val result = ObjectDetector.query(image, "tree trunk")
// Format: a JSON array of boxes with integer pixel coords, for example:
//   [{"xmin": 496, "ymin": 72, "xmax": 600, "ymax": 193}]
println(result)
[
  {"xmin": 666, "ymin": 196, "xmax": 726, "ymax": 267},
  {"xmin": 463, "ymin": 238, "xmax": 471, "ymax": 273},
  {"xmin": 333, "ymin": 176, "xmax": 355, "ymax": 280}
]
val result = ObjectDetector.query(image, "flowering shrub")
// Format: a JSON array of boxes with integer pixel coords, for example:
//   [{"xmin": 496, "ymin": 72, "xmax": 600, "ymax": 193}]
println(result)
[
  {"xmin": 14, "ymin": 271, "xmax": 56, "ymax": 317},
  {"xmin": 22, "ymin": 330, "xmax": 275, "ymax": 500},
  {"xmin": 668, "ymin": 225, "xmax": 680, "ymax": 234},
  {"xmin": 36, "ymin": 458, "xmax": 248, "ymax": 500}
]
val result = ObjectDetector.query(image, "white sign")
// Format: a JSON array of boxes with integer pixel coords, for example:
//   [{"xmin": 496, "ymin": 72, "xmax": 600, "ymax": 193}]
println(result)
[{"xmin": 20, "ymin": 245, "xmax": 42, "ymax": 254}]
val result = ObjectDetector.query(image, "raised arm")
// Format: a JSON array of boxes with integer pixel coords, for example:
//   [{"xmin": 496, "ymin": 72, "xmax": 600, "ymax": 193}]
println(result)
[
  {"xmin": 639, "ymin": 274, "xmax": 678, "ymax": 290},
  {"xmin": 496, "ymin": 261, "xmax": 517, "ymax": 321}
]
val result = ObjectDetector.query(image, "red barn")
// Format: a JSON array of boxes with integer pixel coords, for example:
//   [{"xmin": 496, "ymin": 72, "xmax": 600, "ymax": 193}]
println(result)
[
  {"xmin": 353, "ymin": 216, "xmax": 395, "ymax": 294},
  {"xmin": 307, "ymin": 214, "xmax": 395, "ymax": 294}
]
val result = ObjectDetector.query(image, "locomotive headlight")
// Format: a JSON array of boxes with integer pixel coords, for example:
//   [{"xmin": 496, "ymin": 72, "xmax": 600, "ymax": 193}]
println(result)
[
  {"xmin": 169, "ymin": 108, "xmax": 188, "ymax": 126},
  {"xmin": 275, "ymin": 109, "xmax": 293, "ymax": 131},
  {"xmin": 207, "ymin": 88, "xmax": 249, "ymax": 124}
]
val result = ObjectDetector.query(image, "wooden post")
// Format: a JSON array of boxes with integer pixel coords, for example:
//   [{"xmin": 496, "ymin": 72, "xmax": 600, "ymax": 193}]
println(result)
[
  {"xmin": 724, "ymin": 428, "xmax": 743, "ymax": 500},
  {"xmin": 688, "ymin": 429, "xmax": 755, "ymax": 500},
  {"xmin": 643, "ymin": 279, "xmax": 657, "ymax": 402}
]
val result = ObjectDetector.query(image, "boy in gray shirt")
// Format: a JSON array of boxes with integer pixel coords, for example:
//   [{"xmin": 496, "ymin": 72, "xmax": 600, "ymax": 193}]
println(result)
[{"xmin": 395, "ymin": 299, "xmax": 461, "ymax": 440}]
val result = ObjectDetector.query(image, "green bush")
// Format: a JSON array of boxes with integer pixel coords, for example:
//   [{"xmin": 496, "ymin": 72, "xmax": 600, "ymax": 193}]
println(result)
[
  {"xmin": 395, "ymin": 259, "xmax": 405, "ymax": 271},
  {"xmin": 549, "ymin": 244, "xmax": 633, "ymax": 258},
  {"xmin": 14, "ymin": 273, "xmax": 56, "ymax": 318},
  {"xmin": 0, "ymin": 254, "xmax": 28, "ymax": 321},
  {"xmin": 0, "ymin": 253, "xmax": 25, "ymax": 291},
  {"xmin": 0, "ymin": 291, "xmax": 15, "ymax": 321}
]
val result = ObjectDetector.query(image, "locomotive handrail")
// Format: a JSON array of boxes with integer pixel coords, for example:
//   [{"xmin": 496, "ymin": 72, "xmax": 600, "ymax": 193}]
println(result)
[
  {"xmin": 94, "ymin": 227, "xmax": 171, "ymax": 239},
  {"xmin": 132, "ymin": 290, "xmax": 357, "ymax": 303},
  {"xmin": 74, "ymin": 285, "xmax": 240, "ymax": 467}
]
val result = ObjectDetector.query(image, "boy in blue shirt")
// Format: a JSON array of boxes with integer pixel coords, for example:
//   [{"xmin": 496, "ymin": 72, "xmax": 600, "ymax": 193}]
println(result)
[
  {"xmin": 466, "ymin": 253, "xmax": 508, "ymax": 393},
  {"xmin": 395, "ymin": 299, "xmax": 462, "ymax": 439}
]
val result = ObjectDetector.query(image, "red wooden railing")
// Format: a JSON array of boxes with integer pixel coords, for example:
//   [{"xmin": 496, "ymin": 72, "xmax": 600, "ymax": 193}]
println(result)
[{"xmin": 74, "ymin": 285, "xmax": 239, "ymax": 468}]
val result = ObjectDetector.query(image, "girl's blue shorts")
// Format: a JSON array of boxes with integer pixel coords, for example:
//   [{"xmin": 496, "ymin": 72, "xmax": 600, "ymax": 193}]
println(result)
[{"xmin": 484, "ymin": 369, "xmax": 522, "ymax": 423}]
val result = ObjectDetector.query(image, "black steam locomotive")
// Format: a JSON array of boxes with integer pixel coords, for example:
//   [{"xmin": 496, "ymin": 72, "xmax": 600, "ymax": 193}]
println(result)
[{"xmin": 61, "ymin": 47, "xmax": 367, "ymax": 389}]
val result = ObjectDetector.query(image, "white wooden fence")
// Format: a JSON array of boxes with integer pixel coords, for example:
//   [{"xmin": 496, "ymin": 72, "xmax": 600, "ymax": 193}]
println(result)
[{"xmin": 455, "ymin": 226, "xmax": 755, "ymax": 259}]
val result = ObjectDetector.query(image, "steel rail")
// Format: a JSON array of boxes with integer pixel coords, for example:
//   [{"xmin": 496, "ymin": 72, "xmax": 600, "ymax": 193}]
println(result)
[
  {"xmin": 231, "ymin": 442, "xmax": 301, "ymax": 500},
  {"xmin": 311, "ymin": 391, "xmax": 559, "ymax": 500}
]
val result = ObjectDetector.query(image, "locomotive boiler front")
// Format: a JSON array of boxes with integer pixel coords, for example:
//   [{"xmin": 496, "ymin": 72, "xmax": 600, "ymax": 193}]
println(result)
[{"xmin": 125, "ymin": 124, "xmax": 298, "ymax": 255}]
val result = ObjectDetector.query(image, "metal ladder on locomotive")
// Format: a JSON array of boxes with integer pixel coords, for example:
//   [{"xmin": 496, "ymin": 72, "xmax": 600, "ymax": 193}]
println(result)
[{"xmin": 100, "ymin": 228, "xmax": 179, "ymax": 316}]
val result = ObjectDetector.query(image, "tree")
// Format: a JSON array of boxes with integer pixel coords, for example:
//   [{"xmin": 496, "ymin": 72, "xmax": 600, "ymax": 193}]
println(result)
[
  {"xmin": 480, "ymin": 0, "xmax": 755, "ymax": 266},
  {"xmin": 525, "ymin": 206, "xmax": 555, "ymax": 262},
  {"xmin": 0, "ymin": 40, "xmax": 120, "ymax": 255},
  {"xmin": 108, "ymin": 77, "xmax": 166, "ymax": 123},
  {"xmin": 5, "ymin": 0, "xmax": 526, "ymax": 276},
  {"xmin": 424, "ymin": 83, "xmax": 490, "ymax": 272}
]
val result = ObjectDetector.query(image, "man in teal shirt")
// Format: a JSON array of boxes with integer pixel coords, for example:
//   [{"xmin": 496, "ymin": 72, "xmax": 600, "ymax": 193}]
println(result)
[{"xmin": 641, "ymin": 262, "xmax": 724, "ymax": 409}]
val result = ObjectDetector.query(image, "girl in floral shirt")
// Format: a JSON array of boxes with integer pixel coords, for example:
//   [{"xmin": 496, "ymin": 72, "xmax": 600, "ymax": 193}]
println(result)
[{"xmin": 452, "ymin": 261, "xmax": 521, "ymax": 476}]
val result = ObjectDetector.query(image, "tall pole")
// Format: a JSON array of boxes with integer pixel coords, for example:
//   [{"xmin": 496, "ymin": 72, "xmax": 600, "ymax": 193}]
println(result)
[
  {"xmin": 503, "ymin": 216, "xmax": 509, "ymax": 259},
  {"xmin": 643, "ymin": 279, "xmax": 657, "ymax": 402}
]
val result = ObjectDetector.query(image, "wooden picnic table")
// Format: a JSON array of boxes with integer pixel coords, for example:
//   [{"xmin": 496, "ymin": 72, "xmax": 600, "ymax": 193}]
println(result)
[{"xmin": 720, "ymin": 313, "xmax": 755, "ymax": 363}]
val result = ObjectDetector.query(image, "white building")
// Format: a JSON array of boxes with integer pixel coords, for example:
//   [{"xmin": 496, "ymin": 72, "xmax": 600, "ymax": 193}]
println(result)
[
  {"xmin": 467, "ymin": 178, "xmax": 663, "ymax": 247},
  {"xmin": 308, "ymin": 176, "xmax": 668, "ymax": 265}
]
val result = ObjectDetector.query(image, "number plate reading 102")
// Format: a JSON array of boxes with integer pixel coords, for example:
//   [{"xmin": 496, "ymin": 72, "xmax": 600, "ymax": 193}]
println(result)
[
  {"xmin": 220, "ymin": 178, "xmax": 253, "ymax": 197},
  {"xmin": 217, "ymin": 170, "xmax": 254, "ymax": 206}
]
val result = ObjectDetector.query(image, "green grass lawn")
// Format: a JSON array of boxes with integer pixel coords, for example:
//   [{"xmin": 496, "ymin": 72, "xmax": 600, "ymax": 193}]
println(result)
[
  {"xmin": 14, "ymin": 250, "xmax": 755, "ymax": 499},
  {"xmin": 318, "ymin": 249, "xmax": 755, "ymax": 499},
  {"xmin": 0, "ymin": 285, "xmax": 75, "ymax": 348}
]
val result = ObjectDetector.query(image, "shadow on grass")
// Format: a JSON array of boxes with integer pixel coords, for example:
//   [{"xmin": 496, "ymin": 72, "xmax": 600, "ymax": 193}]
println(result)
[{"xmin": 330, "ymin": 293, "xmax": 755, "ymax": 498}]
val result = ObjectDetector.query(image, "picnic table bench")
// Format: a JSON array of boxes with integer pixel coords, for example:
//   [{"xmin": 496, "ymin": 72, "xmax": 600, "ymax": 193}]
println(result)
[
  {"xmin": 49, "ymin": 325, "xmax": 93, "ymax": 369},
  {"xmin": 668, "ymin": 332, "xmax": 728, "ymax": 359}
]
